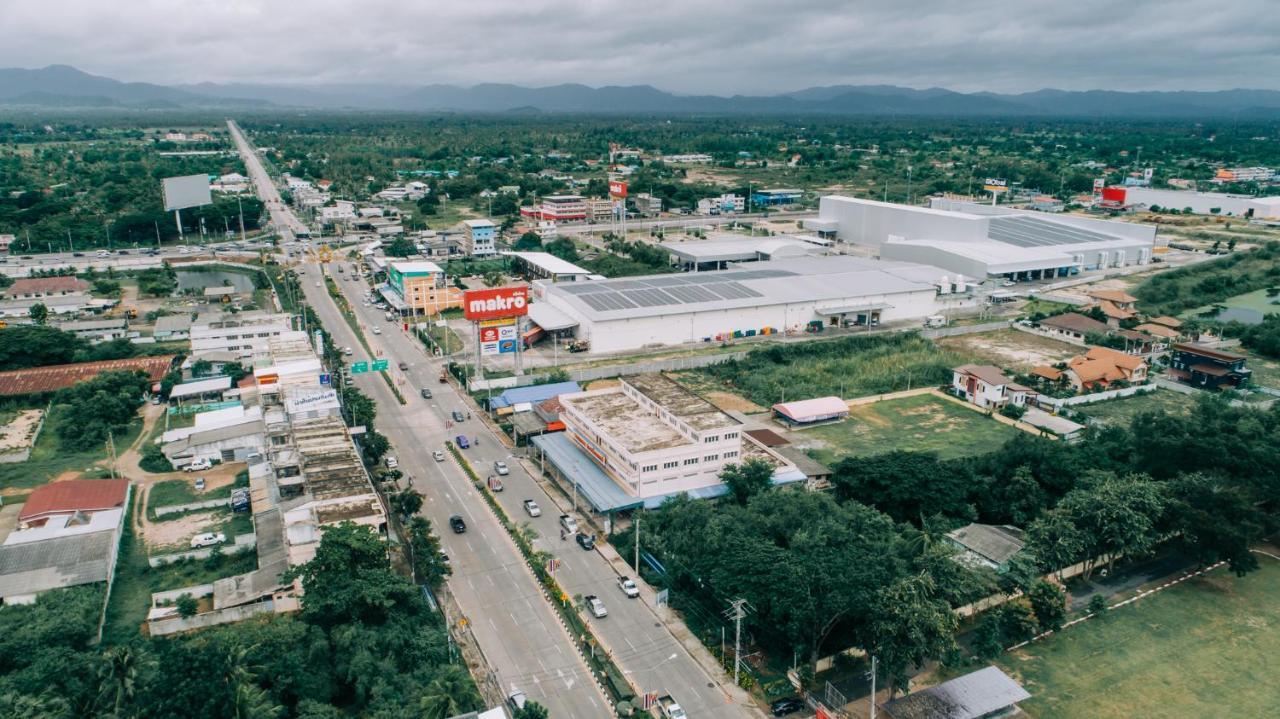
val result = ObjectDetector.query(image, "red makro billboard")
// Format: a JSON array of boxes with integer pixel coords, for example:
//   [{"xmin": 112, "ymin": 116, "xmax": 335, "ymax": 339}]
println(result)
[
  {"xmin": 609, "ymin": 180, "xmax": 628, "ymax": 198},
  {"xmin": 1101, "ymin": 187, "xmax": 1127, "ymax": 204},
  {"xmin": 463, "ymin": 287, "xmax": 529, "ymax": 321}
]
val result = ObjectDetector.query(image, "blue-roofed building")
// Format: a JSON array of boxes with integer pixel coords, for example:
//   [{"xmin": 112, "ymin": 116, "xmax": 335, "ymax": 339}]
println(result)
[
  {"xmin": 489, "ymin": 381, "xmax": 581, "ymax": 410},
  {"xmin": 751, "ymin": 188, "xmax": 803, "ymax": 206}
]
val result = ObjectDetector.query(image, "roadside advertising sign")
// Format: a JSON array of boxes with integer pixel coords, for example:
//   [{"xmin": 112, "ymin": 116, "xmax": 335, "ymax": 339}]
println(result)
[
  {"xmin": 983, "ymin": 178, "xmax": 1008, "ymax": 193},
  {"xmin": 479, "ymin": 319, "xmax": 518, "ymax": 355},
  {"xmin": 463, "ymin": 287, "xmax": 529, "ymax": 321},
  {"xmin": 609, "ymin": 180, "xmax": 628, "ymax": 198}
]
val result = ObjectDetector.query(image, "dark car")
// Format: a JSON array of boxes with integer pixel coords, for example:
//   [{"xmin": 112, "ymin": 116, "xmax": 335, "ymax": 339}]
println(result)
[
  {"xmin": 398, "ymin": 361, "xmax": 409, "ymax": 371},
  {"xmin": 455, "ymin": 435, "xmax": 470, "ymax": 449},
  {"xmin": 771, "ymin": 697, "xmax": 806, "ymax": 716},
  {"xmin": 72, "ymin": 252, "xmax": 85, "ymax": 257},
  {"xmin": 451, "ymin": 410, "xmax": 466, "ymax": 423},
  {"xmin": 449, "ymin": 515, "xmax": 466, "ymax": 533},
  {"xmin": 420, "ymin": 388, "xmax": 432, "ymax": 399},
  {"xmin": 575, "ymin": 533, "xmax": 595, "ymax": 551}
]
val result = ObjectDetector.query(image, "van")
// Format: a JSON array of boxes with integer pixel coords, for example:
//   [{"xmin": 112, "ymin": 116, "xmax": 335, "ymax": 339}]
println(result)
[
  {"xmin": 924, "ymin": 315, "xmax": 946, "ymax": 328},
  {"xmin": 559, "ymin": 514, "xmax": 579, "ymax": 535},
  {"xmin": 385, "ymin": 311, "xmax": 395, "ymax": 322}
]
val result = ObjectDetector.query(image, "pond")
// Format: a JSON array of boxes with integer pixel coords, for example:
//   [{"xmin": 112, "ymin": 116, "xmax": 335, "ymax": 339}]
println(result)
[{"xmin": 174, "ymin": 268, "xmax": 257, "ymax": 294}]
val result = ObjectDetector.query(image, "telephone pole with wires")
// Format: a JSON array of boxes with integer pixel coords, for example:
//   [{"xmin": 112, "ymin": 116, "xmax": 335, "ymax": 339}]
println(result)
[{"xmin": 725, "ymin": 598, "xmax": 751, "ymax": 685}]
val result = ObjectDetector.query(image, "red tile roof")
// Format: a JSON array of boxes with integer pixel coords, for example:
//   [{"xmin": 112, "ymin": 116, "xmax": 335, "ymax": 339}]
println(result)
[
  {"xmin": 744, "ymin": 428, "xmax": 790, "ymax": 447},
  {"xmin": 4, "ymin": 276, "xmax": 90, "ymax": 297},
  {"xmin": 20, "ymin": 478, "xmax": 129, "ymax": 523},
  {"xmin": 0, "ymin": 355, "xmax": 176, "ymax": 397},
  {"xmin": 1040, "ymin": 312, "xmax": 1110, "ymax": 335}
]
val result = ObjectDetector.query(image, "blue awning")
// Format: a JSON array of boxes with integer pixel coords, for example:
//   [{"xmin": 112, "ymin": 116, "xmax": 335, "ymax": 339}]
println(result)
[
  {"xmin": 532, "ymin": 433, "xmax": 643, "ymax": 513},
  {"xmin": 491, "ymin": 381, "xmax": 581, "ymax": 409}
]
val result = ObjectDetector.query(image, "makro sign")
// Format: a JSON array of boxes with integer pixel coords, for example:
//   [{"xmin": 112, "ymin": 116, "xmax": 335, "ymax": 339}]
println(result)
[
  {"xmin": 608, "ymin": 180, "xmax": 628, "ymax": 198},
  {"xmin": 463, "ymin": 287, "xmax": 529, "ymax": 321}
]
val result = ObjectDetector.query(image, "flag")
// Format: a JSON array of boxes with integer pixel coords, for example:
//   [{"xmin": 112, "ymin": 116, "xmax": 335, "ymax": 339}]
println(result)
[{"xmin": 545, "ymin": 558, "xmax": 560, "ymax": 574}]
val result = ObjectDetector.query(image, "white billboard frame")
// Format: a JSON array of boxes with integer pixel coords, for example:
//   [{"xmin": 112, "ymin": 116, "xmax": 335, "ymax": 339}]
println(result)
[{"xmin": 162, "ymin": 174, "xmax": 213, "ymax": 212}]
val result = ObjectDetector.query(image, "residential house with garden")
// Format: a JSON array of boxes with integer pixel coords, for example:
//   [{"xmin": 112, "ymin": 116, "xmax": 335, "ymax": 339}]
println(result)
[
  {"xmin": 952, "ymin": 364, "xmax": 1034, "ymax": 409},
  {"xmin": 1168, "ymin": 342, "xmax": 1251, "ymax": 390},
  {"xmin": 1037, "ymin": 312, "xmax": 1110, "ymax": 343}
]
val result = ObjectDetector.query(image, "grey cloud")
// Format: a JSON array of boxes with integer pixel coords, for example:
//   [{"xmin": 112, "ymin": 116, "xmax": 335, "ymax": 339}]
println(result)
[{"xmin": 1, "ymin": 0, "xmax": 1277, "ymax": 92}]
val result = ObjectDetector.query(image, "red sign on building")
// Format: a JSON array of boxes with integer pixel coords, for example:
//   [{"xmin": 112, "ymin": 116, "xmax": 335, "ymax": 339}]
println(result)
[
  {"xmin": 463, "ymin": 287, "xmax": 529, "ymax": 321},
  {"xmin": 1101, "ymin": 187, "xmax": 1127, "ymax": 205},
  {"xmin": 609, "ymin": 180, "xmax": 628, "ymax": 198}
]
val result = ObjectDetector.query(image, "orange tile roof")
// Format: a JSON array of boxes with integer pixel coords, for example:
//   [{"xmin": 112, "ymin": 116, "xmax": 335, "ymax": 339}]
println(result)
[
  {"xmin": 1087, "ymin": 289, "xmax": 1138, "ymax": 304},
  {"xmin": 1135, "ymin": 323, "xmax": 1180, "ymax": 339},
  {"xmin": 1031, "ymin": 365, "xmax": 1063, "ymax": 381},
  {"xmin": 1149, "ymin": 316, "xmax": 1183, "ymax": 329},
  {"xmin": 4, "ymin": 276, "xmax": 90, "ymax": 297},
  {"xmin": 1095, "ymin": 300, "xmax": 1137, "ymax": 320}
]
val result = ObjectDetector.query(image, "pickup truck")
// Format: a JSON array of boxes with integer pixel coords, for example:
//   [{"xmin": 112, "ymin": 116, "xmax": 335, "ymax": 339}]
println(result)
[{"xmin": 658, "ymin": 694, "xmax": 687, "ymax": 719}]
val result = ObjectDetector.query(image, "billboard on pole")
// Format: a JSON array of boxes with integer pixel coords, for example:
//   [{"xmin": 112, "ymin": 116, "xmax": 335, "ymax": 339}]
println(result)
[
  {"xmin": 162, "ymin": 174, "xmax": 213, "ymax": 211},
  {"xmin": 479, "ymin": 319, "xmax": 519, "ymax": 355},
  {"xmin": 982, "ymin": 178, "xmax": 1008, "ymax": 193},
  {"xmin": 463, "ymin": 287, "xmax": 529, "ymax": 321},
  {"xmin": 609, "ymin": 180, "xmax": 628, "ymax": 198}
]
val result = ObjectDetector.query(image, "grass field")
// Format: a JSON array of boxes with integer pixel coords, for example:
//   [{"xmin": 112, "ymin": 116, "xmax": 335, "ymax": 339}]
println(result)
[
  {"xmin": 1072, "ymin": 388, "xmax": 1194, "ymax": 427},
  {"xmin": 0, "ymin": 410, "xmax": 142, "ymax": 493},
  {"xmin": 1183, "ymin": 287, "xmax": 1280, "ymax": 323},
  {"xmin": 998, "ymin": 557, "xmax": 1280, "ymax": 718},
  {"xmin": 937, "ymin": 329, "xmax": 1081, "ymax": 372},
  {"xmin": 794, "ymin": 393, "xmax": 1023, "ymax": 462}
]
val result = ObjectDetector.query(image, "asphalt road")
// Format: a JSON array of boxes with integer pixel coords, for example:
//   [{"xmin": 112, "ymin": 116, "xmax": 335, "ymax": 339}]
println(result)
[{"xmin": 328, "ymin": 268, "xmax": 757, "ymax": 719}]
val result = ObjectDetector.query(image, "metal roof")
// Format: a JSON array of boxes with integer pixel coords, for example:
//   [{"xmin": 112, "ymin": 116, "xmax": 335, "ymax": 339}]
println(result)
[
  {"xmin": 490, "ymin": 381, "xmax": 581, "ymax": 409},
  {"xmin": 169, "ymin": 375, "xmax": 233, "ymax": 399},
  {"xmin": 988, "ymin": 214, "xmax": 1122, "ymax": 248},
  {"xmin": 883, "ymin": 666, "xmax": 1030, "ymax": 719},
  {"xmin": 0, "ymin": 531, "xmax": 114, "ymax": 599},
  {"xmin": 528, "ymin": 302, "xmax": 579, "ymax": 331},
  {"xmin": 502, "ymin": 251, "xmax": 591, "ymax": 275},
  {"xmin": 531, "ymin": 433, "xmax": 643, "ymax": 512}
]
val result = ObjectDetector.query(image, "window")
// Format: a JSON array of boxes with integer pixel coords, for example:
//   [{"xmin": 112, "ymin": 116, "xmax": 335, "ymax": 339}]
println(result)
[
  {"xmin": 704, "ymin": 435, "xmax": 718, "ymax": 443},
  {"xmin": 642, "ymin": 464, "xmax": 658, "ymax": 473},
  {"xmin": 662, "ymin": 461, "xmax": 678, "ymax": 470},
  {"xmin": 705, "ymin": 454, "xmax": 719, "ymax": 462},
  {"xmin": 724, "ymin": 451, "xmax": 738, "ymax": 459},
  {"xmin": 683, "ymin": 457, "xmax": 699, "ymax": 466},
  {"xmin": 724, "ymin": 432, "xmax": 738, "ymax": 440}
]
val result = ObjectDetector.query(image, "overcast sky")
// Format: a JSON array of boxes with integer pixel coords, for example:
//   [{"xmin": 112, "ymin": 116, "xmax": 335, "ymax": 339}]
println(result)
[{"xmin": 3, "ymin": 0, "xmax": 1277, "ymax": 93}]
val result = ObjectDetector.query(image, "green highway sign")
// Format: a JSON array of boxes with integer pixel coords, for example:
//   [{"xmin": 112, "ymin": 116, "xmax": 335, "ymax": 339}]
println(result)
[
  {"xmin": 350, "ymin": 361, "xmax": 369, "ymax": 374},
  {"xmin": 372, "ymin": 359, "xmax": 389, "ymax": 372}
]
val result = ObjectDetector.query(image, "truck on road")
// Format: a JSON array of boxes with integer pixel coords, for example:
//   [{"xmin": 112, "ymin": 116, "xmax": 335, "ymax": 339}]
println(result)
[{"xmin": 658, "ymin": 694, "xmax": 687, "ymax": 719}]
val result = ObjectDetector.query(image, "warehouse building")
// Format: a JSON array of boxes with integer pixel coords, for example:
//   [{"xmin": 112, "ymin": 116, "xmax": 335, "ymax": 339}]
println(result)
[
  {"xmin": 813, "ymin": 195, "xmax": 1157, "ymax": 281},
  {"xmin": 659, "ymin": 234, "xmax": 827, "ymax": 271},
  {"xmin": 503, "ymin": 251, "xmax": 595, "ymax": 283},
  {"xmin": 527, "ymin": 255, "xmax": 974, "ymax": 354},
  {"xmin": 1101, "ymin": 186, "xmax": 1280, "ymax": 219}
]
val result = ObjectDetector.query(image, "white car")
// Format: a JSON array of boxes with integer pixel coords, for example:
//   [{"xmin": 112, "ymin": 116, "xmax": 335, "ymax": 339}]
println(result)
[
  {"xmin": 494, "ymin": 460, "xmax": 509, "ymax": 476},
  {"xmin": 190, "ymin": 532, "xmax": 226, "ymax": 549},
  {"xmin": 343, "ymin": 346, "xmax": 354, "ymax": 356},
  {"xmin": 559, "ymin": 514, "xmax": 579, "ymax": 535},
  {"xmin": 523, "ymin": 499, "xmax": 541, "ymax": 517},
  {"xmin": 384, "ymin": 456, "xmax": 398, "ymax": 469},
  {"xmin": 184, "ymin": 458, "xmax": 212, "ymax": 472},
  {"xmin": 617, "ymin": 576, "xmax": 640, "ymax": 598},
  {"xmin": 585, "ymin": 595, "xmax": 608, "ymax": 618},
  {"xmin": 432, "ymin": 450, "xmax": 446, "ymax": 462},
  {"xmin": 372, "ymin": 327, "xmax": 382, "ymax": 335}
]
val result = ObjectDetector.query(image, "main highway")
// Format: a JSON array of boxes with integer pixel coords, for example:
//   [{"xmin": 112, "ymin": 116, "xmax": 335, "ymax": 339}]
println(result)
[{"xmin": 230, "ymin": 120, "xmax": 759, "ymax": 718}]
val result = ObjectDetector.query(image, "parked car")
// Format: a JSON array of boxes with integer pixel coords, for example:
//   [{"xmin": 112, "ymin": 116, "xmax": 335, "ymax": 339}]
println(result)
[
  {"xmin": 523, "ymin": 499, "xmax": 541, "ymax": 517},
  {"xmin": 576, "ymin": 533, "xmax": 595, "ymax": 551},
  {"xmin": 230, "ymin": 488, "xmax": 251, "ymax": 513},
  {"xmin": 420, "ymin": 388, "xmax": 432, "ymax": 399},
  {"xmin": 451, "ymin": 410, "xmax": 466, "ymax": 422},
  {"xmin": 193, "ymin": 477, "xmax": 206, "ymax": 492},
  {"xmin": 384, "ymin": 456, "xmax": 398, "ymax": 469},
  {"xmin": 487, "ymin": 475, "xmax": 504, "ymax": 492},
  {"xmin": 343, "ymin": 346, "xmax": 353, "ymax": 356},
  {"xmin": 617, "ymin": 576, "xmax": 640, "ymax": 598},
  {"xmin": 455, "ymin": 435, "xmax": 470, "ymax": 449},
  {"xmin": 190, "ymin": 532, "xmax": 226, "ymax": 549},
  {"xmin": 559, "ymin": 514, "xmax": 579, "ymax": 535},
  {"xmin": 584, "ymin": 595, "xmax": 607, "ymax": 618},
  {"xmin": 432, "ymin": 450, "xmax": 446, "ymax": 462},
  {"xmin": 449, "ymin": 515, "xmax": 467, "ymax": 533},
  {"xmin": 770, "ymin": 697, "xmax": 806, "ymax": 716},
  {"xmin": 185, "ymin": 458, "xmax": 212, "ymax": 472},
  {"xmin": 507, "ymin": 690, "xmax": 527, "ymax": 712},
  {"xmin": 494, "ymin": 460, "xmax": 509, "ymax": 476}
]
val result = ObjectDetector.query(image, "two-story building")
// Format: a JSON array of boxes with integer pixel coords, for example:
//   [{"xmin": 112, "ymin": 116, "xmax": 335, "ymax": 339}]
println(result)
[
  {"xmin": 1063, "ymin": 346, "xmax": 1148, "ymax": 391},
  {"xmin": 952, "ymin": 364, "xmax": 1034, "ymax": 409},
  {"xmin": 1168, "ymin": 342, "xmax": 1251, "ymax": 390},
  {"xmin": 521, "ymin": 195, "xmax": 588, "ymax": 222},
  {"xmin": 385, "ymin": 261, "xmax": 462, "ymax": 315}
]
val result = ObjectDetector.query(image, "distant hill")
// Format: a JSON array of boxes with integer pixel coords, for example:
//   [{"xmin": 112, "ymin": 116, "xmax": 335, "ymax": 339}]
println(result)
[{"xmin": 3, "ymin": 65, "xmax": 1280, "ymax": 117}]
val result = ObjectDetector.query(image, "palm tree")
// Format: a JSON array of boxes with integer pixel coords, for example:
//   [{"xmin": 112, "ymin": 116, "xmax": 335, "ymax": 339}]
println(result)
[
  {"xmin": 418, "ymin": 666, "xmax": 481, "ymax": 719},
  {"xmin": 97, "ymin": 644, "xmax": 151, "ymax": 718}
]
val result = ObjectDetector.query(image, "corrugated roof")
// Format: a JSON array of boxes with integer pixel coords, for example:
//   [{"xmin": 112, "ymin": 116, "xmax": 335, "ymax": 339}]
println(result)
[
  {"xmin": 490, "ymin": 381, "xmax": 581, "ymax": 409},
  {"xmin": 883, "ymin": 666, "xmax": 1030, "ymax": 719},
  {"xmin": 1039, "ymin": 312, "xmax": 1109, "ymax": 335},
  {"xmin": 0, "ymin": 355, "xmax": 176, "ymax": 397},
  {"xmin": 1173, "ymin": 342, "xmax": 1246, "ymax": 362},
  {"xmin": 0, "ymin": 531, "xmax": 114, "ymax": 599},
  {"xmin": 772, "ymin": 396, "xmax": 849, "ymax": 423},
  {"xmin": 4, "ymin": 276, "xmax": 89, "ymax": 297},
  {"xmin": 946, "ymin": 524, "xmax": 1026, "ymax": 566},
  {"xmin": 169, "ymin": 375, "xmax": 232, "ymax": 399},
  {"xmin": 20, "ymin": 479, "xmax": 129, "ymax": 523}
]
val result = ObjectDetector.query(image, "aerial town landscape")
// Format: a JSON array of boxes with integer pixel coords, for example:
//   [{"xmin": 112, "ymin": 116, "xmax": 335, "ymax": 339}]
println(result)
[{"xmin": 2, "ymin": 3, "xmax": 1280, "ymax": 719}]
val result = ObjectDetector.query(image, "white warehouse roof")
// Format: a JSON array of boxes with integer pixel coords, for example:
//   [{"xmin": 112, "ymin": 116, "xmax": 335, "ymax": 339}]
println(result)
[
  {"xmin": 660, "ymin": 234, "xmax": 824, "ymax": 263},
  {"xmin": 502, "ymin": 251, "xmax": 591, "ymax": 276}
]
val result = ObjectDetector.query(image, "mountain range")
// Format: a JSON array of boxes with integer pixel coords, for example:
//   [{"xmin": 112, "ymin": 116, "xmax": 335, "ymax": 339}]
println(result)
[{"xmin": 4, "ymin": 65, "xmax": 1280, "ymax": 118}]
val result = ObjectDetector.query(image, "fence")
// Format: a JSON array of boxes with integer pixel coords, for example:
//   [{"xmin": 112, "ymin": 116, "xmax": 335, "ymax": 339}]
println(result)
[
  {"xmin": 152, "ymin": 497, "xmax": 232, "ymax": 517},
  {"xmin": 1038, "ymin": 383, "xmax": 1159, "ymax": 412},
  {"xmin": 467, "ymin": 350, "xmax": 750, "ymax": 392},
  {"xmin": 148, "ymin": 533, "xmax": 257, "ymax": 567},
  {"xmin": 920, "ymin": 319, "xmax": 1013, "ymax": 339}
]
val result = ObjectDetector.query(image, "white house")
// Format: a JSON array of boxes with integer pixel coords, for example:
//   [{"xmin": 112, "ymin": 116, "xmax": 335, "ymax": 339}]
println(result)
[{"xmin": 952, "ymin": 364, "xmax": 1033, "ymax": 409}]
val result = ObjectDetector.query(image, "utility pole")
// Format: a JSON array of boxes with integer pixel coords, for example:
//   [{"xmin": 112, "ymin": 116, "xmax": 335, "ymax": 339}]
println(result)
[
  {"xmin": 634, "ymin": 514, "xmax": 641, "ymax": 572},
  {"xmin": 869, "ymin": 655, "xmax": 877, "ymax": 719},
  {"xmin": 725, "ymin": 598, "xmax": 750, "ymax": 686}
]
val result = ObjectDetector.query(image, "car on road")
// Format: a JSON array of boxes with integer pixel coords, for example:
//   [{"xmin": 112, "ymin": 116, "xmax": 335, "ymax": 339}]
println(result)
[
  {"xmin": 432, "ymin": 450, "xmax": 445, "ymax": 462},
  {"xmin": 506, "ymin": 690, "xmax": 527, "ymax": 712},
  {"xmin": 559, "ymin": 514, "xmax": 579, "ymax": 535},
  {"xmin": 315, "ymin": 281, "xmax": 322, "ymax": 287},
  {"xmin": 190, "ymin": 532, "xmax": 226, "ymax": 549},
  {"xmin": 372, "ymin": 327, "xmax": 381, "ymax": 335},
  {"xmin": 185, "ymin": 458, "xmax": 212, "ymax": 472},
  {"xmin": 449, "ymin": 515, "xmax": 466, "ymax": 533},
  {"xmin": 617, "ymin": 576, "xmax": 640, "ymax": 598},
  {"xmin": 770, "ymin": 697, "xmax": 806, "ymax": 716},
  {"xmin": 523, "ymin": 499, "xmax": 541, "ymax": 517},
  {"xmin": 487, "ymin": 475, "xmax": 504, "ymax": 492},
  {"xmin": 455, "ymin": 435, "xmax": 470, "ymax": 449},
  {"xmin": 384, "ymin": 456, "xmax": 398, "ymax": 469},
  {"xmin": 493, "ymin": 460, "xmax": 509, "ymax": 476},
  {"xmin": 576, "ymin": 532, "xmax": 595, "ymax": 551},
  {"xmin": 193, "ymin": 477, "xmax": 206, "ymax": 492},
  {"xmin": 420, "ymin": 388, "xmax": 432, "ymax": 399},
  {"xmin": 398, "ymin": 361, "xmax": 409, "ymax": 371},
  {"xmin": 343, "ymin": 347, "xmax": 354, "ymax": 356},
  {"xmin": 96, "ymin": 250, "xmax": 110, "ymax": 258},
  {"xmin": 451, "ymin": 410, "xmax": 466, "ymax": 423},
  {"xmin": 584, "ymin": 595, "xmax": 607, "ymax": 618}
]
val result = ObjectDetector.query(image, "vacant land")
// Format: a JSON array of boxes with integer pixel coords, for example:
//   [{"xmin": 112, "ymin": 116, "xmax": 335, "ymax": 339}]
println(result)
[
  {"xmin": 0, "ymin": 410, "xmax": 141, "ymax": 494},
  {"xmin": 999, "ymin": 557, "xmax": 1280, "ymax": 718},
  {"xmin": 1247, "ymin": 353, "xmax": 1280, "ymax": 389},
  {"xmin": 937, "ymin": 329, "xmax": 1080, "ymax": 372},
  {"xmin": 792, "ymin": 393, "xmax": 1022, "ymax": 462},
  {"xmin": 670, "ymin": 372, "xmax": 767, "ymax": 413},
  {"xmin": 1073, "ymin": 389, "xmax": 1193, "ymax": 427}
]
